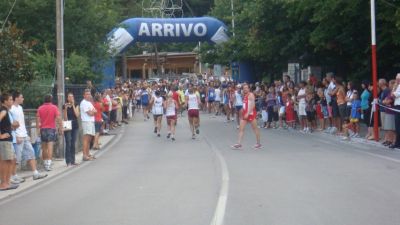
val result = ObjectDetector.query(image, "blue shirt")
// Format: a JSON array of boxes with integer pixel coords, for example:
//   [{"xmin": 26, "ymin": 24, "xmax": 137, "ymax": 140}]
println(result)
[
  {"xmin": 351, "ymin": 100, "xmax": 361, "ymax": 119},
  {"xmin": 208, "ymin": 88, "xmax": 215, "ymax": 101},
  {"xmin": 360, "ymin": 89, "xmax": 370, "ymax": 110}
]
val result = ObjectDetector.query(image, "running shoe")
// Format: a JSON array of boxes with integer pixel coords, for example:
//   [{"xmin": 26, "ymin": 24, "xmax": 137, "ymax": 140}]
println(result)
[
  {"xmin": 253, "ymin": 143, "xmax": 262, "ymax": 149},
  {"xmin": 192, "ymin": 134, "xmax": 196, "ymax": 139},
  {"xmin": 231, "ymin": 143, "xmax": 242, "ymax": 149},
  {"xmin": 171, "ymin": 137, "xmax": 176, "ymax": 141},
  {"xmin": 196, "ymin": 128, "xmax": 200, "ymax": 135},
  {"xmin": 157, "ymin": 134, "xmax": 161, "ymax": 137},
  {"xmin": 154, "ymin": 127, "xmax": 157, "ymax": 133},
  {"xmin": 166, "ymin": 133, "xmax": 171, "ymax": 139}
]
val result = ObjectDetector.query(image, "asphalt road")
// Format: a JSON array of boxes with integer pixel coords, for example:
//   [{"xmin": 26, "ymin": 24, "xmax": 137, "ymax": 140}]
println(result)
[{"xmin": 0, "ymin": 113, "xmax": 400, "ymax": 225}]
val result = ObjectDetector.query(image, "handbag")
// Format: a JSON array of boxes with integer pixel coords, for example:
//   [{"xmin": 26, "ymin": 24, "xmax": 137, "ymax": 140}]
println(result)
[{"xmin": 63, "ymin": 120, "xmax": 72, "ymax": 131}]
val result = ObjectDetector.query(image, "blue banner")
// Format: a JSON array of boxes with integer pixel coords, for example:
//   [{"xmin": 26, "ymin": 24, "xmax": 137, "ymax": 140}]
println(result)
[{"xmin": 107, "ymin": 17, "xmax": 229, "ymax": 55}]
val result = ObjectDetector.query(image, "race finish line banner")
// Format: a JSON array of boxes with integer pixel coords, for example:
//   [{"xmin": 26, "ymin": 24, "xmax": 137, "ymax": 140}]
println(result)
[{"xmin": 102, "ymin": 17, "xmax": 229, "ymax": 88}]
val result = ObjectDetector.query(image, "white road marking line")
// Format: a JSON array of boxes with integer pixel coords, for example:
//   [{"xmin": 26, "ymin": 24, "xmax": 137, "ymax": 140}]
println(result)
[
  {"xmin": 316, "ymin": 136, "xmax": 400, "ymax": 164},
  {"xmin": 203, "ymin": 136, "xmax": 230, "ymax": 225}
]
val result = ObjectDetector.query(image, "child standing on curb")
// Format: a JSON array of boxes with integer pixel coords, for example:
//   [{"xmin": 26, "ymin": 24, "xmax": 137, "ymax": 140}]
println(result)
[{"xmin": 350, "ymin": 91, "xmax": 361, "ymax": 137}]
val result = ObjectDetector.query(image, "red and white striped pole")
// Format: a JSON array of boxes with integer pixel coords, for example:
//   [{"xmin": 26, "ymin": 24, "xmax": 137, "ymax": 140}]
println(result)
[{"xmin": 370, "ymin": 0, "xmax": 379, "ymax": 141}]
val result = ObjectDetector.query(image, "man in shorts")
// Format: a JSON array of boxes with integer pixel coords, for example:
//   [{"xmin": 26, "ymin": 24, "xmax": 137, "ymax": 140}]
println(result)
[
  {"xmin": 232, "ymin": 84, "xmax": 261, "ymax": 149},
  {"xmin": 11, "ymin": 91, "xmax": 47, "ymax": 180},
  {"xmin": 80, "ymin": 89, "xmax": 97, "ymax": 161},
  {"xmin": 36, "ymin": 94, "xmax": 63, "ymax": 171},
  {"xmin": 0, "ymin": 93, "xmax": 19, "ymax": 191}
]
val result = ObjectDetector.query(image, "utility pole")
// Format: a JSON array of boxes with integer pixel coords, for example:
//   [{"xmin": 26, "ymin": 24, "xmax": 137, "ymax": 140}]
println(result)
[
  {"xmin": 231, "ymin": 0, "xmax": 235, "ymax": 37},
  {"xmin": 370, "ymin": 0, "xmax": 379, "ymax": 142},
  {"xmin": 56, "ymin": 0, "xmax": 65, "ymax": 158}
]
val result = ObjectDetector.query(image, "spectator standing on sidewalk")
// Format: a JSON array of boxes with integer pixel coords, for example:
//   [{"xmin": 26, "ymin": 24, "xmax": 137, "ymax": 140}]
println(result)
[
  {"xmin": 349, "ymin": 91, "xmax": 362, "ymax": 137},
  {"xmin": 345, "ymin": 81, "xmax": 355, "ymax": 118},
  {"xmin": 324, "ymin": 74, "xmax": 336, "ymax": 132},
  {"xmin": 297, "ymin": 81, "xmax": 308, "ymax": 132},
  {"xmin": 93, "ymin": 94, "xmax": 103, "ymax": 150},
  {"xmin": 360, "ymin": 80, "xmax": 371, "ymax": 138},
  {"xmin": 378, "ymin": 79, "xmax": 391, "ymax": 145},
  {"xmin": 63, "ymin": 93, "xmax": 79, "ymax": 166},
  {"xmin": 10, "ymin": 91, "xmax": 47, "ymax": 180},
  {"xmin": 36, "ymin": 94, "xmax": 63, "ymax": 171},
  {"xmin": 80, "ymin": 89, "xmax": 96, "ymax": 161},
  {"xmin": 390, "ymin": 74, "xmax": 400, "ymax": 149},
  {"xmin": 0, "ymin": 93, "xmax": 19, "ymax": 191},
  {"xmin": 335, "ymin": 77, "xmax": 347, "ymax": 133},
  {"xmin": 382, "ymin": 80, "xmax": 396, "ymax": 146}
]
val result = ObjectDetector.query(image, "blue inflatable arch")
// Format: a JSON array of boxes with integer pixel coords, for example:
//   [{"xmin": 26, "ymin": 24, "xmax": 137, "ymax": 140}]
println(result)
[{"xmin": 102, "ymin": 17, "xmax": 229, "ymax": 87}]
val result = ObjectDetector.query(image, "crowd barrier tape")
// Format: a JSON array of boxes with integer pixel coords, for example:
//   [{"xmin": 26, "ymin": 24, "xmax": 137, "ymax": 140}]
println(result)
[{"xmin": 372, "ymin": 98, "xmax": 400, "ymax": 113}]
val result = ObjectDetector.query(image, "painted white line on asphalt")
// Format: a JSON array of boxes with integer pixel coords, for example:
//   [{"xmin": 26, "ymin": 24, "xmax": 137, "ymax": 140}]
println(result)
[
  {"xmin": 350, "ymin": 148, "xmax": 400, "ymax": 164},
  {"xmin": 203, "ymin": 136, "xmax": 230, "ymax": 225},
  {"xmin": 317, "ymin": 136, "xmax": 400, "ymax": 164}
]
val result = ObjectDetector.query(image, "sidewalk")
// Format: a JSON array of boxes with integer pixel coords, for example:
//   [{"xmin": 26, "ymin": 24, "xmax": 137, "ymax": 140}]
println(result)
[{"xmin": 0, "ymin": 133, "xmax": 116, "ymax": 201}]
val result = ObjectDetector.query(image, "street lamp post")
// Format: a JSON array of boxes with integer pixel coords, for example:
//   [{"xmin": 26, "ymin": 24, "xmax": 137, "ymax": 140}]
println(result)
[{"xmin": 56, "ymin": 0, "xmax": 65, "ymax": 157}]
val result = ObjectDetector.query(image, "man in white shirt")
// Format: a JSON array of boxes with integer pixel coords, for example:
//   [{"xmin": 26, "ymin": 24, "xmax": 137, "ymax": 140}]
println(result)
[
  {"xmin": 80, "ymin": 89, "xmax": 97, "ymax": 161},
  {"xmin": 10, "ymin": 92, "xmax": 47, "ymax": 180}
]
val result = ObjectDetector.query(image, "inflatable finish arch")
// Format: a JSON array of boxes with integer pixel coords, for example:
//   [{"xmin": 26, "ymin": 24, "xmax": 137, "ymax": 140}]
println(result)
[{"xmin": 102, "ymin": 17, "xmax": 229, "ymax": 87}]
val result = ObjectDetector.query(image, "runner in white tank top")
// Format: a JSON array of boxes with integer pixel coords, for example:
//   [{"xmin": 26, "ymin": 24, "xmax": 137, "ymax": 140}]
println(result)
[
  {"xmin": 214, "ymin": 86, "xmax": 222, "ymax": 116},
  {"xmin": 150, "ymin": 91, "xmax": 164, "ymax": 137},
  {"xmin": 165, "ymin": 92, "xmax": 179, "ymax": 141},
  {"xmin": 186, "ymin": 86, "xmax": 201, "ymax": 139}
]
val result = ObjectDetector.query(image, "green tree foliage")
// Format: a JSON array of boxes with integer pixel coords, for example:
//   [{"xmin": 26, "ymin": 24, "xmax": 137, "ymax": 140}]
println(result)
[
  {"xmin": 208, "ymin": 0, "xmax": 400, "ymax": 81},
  {"xmin": 0, "ymin": 0, "xmax": 123, "ymax": 85},
  {"xmin": 65, "ymin": 52, "xmax": 95, "ymax": 84},
  {"xmin": 0, "ymin": 23, "xmax": 34, "ymax": 92}
]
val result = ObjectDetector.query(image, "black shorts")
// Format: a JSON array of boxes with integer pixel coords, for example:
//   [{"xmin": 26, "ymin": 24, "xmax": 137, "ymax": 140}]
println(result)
[
  {"xmin": 110, "ymin": 110, "xmax": 117, "ymax": 122},
  {"xmin": 338, "ymin": 104, "xmax": 347, "ymax": 121},
  {"xmin": 153, "ymin": 114, "xmax": 163, "ymax": 120},
  {"xmin": 331, "ymin": 101, "xmax": 340, "ymax": 118},
  {"xmin": 306, "ymin": 111, "xmax": 316, "ymax": 122},
  {"xmin": 40, "ymin": 128, "xmax": 57, "ymax": 143}
]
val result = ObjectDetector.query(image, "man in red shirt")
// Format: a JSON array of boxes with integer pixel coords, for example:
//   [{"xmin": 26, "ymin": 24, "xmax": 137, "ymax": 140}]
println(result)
[{"xmin": 36, "ymin": 95, "xmax": 63, "ymax": 171}]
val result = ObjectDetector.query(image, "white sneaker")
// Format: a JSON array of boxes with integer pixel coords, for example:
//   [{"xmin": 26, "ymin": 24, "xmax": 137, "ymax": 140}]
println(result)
[
  {"xmin": 342, "ymin": 136, "xmax": 350, "ymax": 141},
  {"xmin": 330, "ymin": 127, "xmax": 337, "ymax": 134},
  {"xmin": 10, "ymin": 176, "xmax": 25, "ymax": 184},
  {"xmin": 33, "ymin": 173, "xmax": 48, "ymax": 180},
  {"xmin": 45, "ymin": 165, "xmax": 53, "ymax": 171}
]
